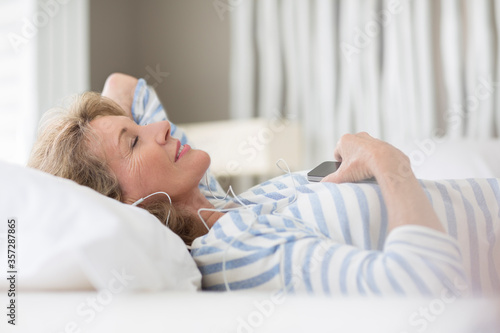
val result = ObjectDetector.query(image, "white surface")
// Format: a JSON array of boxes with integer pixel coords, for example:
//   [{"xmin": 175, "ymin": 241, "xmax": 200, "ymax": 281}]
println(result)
[
  {"xmin": 0, "ymin": 161, "xmax": 201, "ymax": 292},
  {"xmin": 180, "ymin": 118, "xmax": 303, "ymax": 178},
  {"xmin": 399, "ymin": 138, "xmax": 500, "ymax": 179},
  {"xmin": 0, "ymin": 292, "xmax": 498, "ymax": 333}
]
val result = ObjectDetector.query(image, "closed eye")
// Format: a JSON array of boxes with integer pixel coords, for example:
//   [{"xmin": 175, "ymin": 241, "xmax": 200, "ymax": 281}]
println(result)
[{"xmin": 131, "ymin": 136, "xmax": 139, "ymax": 149}]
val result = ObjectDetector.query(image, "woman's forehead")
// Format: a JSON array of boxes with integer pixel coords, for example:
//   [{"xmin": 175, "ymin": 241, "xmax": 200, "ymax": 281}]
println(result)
[
  {"xmin": 90, "ymin": 115, "xmax": 131, "ymax": 135},
  {"xmin": 88, "ymin": 115, "xmax": 133, "ymax": 160}
]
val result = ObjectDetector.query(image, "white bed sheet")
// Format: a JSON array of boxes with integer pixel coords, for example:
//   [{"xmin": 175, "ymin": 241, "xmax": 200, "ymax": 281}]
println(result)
[{"xmin": 1, "ymin": 292, "xmax": 498, "ymax": 333}]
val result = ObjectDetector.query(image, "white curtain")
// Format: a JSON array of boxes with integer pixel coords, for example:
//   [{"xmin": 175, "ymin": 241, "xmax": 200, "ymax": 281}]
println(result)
[
  {"xmin": 229, "ymin": 0, "xmax": 500, "ymax": 166},
  {"xmin": 37, "ymin": 0, "xmax": 90, "ymax": 125},
  {"xmin": 0, "ymin": 0, "xmax": 38, "ymax": 165},
  {"xmin": 0, "ymin": 0, "xmax": 89, "ymax": 165}
]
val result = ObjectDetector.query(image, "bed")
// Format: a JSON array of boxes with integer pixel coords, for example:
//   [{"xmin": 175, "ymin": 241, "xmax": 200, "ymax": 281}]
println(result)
[
  {"xmin": 3, "ymin": 292, "xmax": 500, "ymax": 332},
  {"xmin": 0, "ymin": 129, "xmax": 499, "ymax": 332}
]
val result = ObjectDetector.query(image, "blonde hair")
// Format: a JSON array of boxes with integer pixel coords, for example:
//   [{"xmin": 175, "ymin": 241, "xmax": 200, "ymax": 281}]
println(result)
[{"xmin": 28, "ymin": 92, "xmax": 205, "ymax": 245}]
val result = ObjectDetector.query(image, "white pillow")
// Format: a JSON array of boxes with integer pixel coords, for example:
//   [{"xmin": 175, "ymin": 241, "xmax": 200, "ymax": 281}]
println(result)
[
  {"xmin": 399, "ymin": 138, "xmax": 500, "ymax": 179},
  {"xmin": 0, "ymin": 161, "xmax": 201, "ymax": 292}
]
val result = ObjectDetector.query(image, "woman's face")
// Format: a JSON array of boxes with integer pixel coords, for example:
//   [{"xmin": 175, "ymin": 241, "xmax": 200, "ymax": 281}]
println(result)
[{"xmin": 90, "ymin": 115, "xmax": 210, "ymax": 204}]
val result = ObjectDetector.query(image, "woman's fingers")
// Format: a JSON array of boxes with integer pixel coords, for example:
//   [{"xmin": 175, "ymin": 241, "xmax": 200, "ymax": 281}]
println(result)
[
  {"xmin": 322, "ymin": 132, "xmax": 377, "ymax": 184},
  {"xmin": 321, "ymin": 160, "xmax": 374, "ymax": 184},
  {"xmin": 320, "ymin": 163, "xmax": 351, "ymax": 183}
]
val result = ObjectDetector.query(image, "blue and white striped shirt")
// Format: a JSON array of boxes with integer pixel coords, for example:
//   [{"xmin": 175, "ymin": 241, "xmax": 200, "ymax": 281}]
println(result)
[
  {"xmin": 132, "ymin": 78, "xmax": 500, "ymax": 297},
  {"xmin": 191, "ymin": 174, "xmax": 499, "ymax": 297}
]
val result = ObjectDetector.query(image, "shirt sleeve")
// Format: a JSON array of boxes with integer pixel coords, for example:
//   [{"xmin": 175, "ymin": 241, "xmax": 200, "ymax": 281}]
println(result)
[
  {"xmin": 310, "ymin": 225, "xmax": 469, "ymax": 297},
  {"xmin": 193, "ymin": 217, "xmax": 468, "ymax": 297}
]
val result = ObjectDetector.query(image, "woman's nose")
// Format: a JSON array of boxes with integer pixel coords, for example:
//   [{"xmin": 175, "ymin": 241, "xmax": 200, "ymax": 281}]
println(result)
[{"xmin": 147, "ymin": 121, "xmax": 171, "ymax": 145}]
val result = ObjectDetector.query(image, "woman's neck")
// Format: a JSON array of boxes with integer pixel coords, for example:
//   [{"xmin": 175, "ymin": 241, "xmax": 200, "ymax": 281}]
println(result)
[{"xmin": 177, "ymin": 188, "xmax": 224, "ymax": 229}]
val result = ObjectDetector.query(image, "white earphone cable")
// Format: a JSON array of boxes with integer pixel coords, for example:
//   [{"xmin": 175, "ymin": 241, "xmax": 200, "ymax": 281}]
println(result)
[{"xmin": 131, "ymin": 191, "xmax": 172, "ymax": 227}]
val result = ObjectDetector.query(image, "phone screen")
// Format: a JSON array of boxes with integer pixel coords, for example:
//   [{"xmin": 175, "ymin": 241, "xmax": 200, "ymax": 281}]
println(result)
[{"xmin": 307, "ymin": 161, "xmax": 341, "ymax": 182}]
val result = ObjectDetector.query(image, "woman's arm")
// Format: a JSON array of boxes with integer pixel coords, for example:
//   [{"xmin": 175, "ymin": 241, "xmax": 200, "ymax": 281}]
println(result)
[
  {"xmin": 322, "ymin": 132, "xmax": 445, "ymax": 234},
  {"xmin": 101, "ymin": 73, "xmax": 138, "ymax": 119}
]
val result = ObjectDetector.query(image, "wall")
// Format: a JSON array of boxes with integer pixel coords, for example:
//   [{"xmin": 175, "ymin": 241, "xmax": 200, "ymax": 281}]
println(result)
[{"xmin": 89, "ymin": 0, "xmax": 230, "ymax": 123}]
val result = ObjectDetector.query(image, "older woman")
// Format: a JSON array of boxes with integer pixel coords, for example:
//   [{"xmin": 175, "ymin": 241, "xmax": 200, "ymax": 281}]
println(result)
[{"xmin": 29, "ymin": 73, "xmax": 499, "ymax": 296}]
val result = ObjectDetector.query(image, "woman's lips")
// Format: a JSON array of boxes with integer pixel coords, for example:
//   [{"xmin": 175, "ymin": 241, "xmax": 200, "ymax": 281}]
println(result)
[{"xmin": 176, "ymin": 144, "xmax": 191, "ymax": 161}]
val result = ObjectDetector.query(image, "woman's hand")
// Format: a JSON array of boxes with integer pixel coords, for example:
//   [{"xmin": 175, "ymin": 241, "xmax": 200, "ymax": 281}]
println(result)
[
  {"xmin": 101, "ymin": 73, "xmax": 138, "ymax": 119},
  {"xmin": 322, "ymin": 132, "xmax": 444, "ymax": 234},
  {"xmin": 321, "ymin": 132, "xmax": 411, "ymax": 184}
]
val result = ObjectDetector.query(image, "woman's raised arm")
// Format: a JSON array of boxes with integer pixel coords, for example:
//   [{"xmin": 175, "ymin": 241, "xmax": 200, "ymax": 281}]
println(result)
[{"xmin": 101, "ymin": 73, "xmax": 138, "ymax": 119}]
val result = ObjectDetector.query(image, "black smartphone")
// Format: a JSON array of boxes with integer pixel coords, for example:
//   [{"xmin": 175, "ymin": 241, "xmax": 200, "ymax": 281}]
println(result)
[{"xmin": 307, "ymin": 161, "xmax": 341, "ymax": 182}]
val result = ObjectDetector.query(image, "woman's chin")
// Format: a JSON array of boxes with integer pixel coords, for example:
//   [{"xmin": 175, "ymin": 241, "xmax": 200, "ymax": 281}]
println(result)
[
  {"xmin": 189, "ymin": 149, "xmax": 211, "ymax": 178},
  {"xmin": 198, "ymin": 149, "xmax": 211, "ymax": 166}
]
